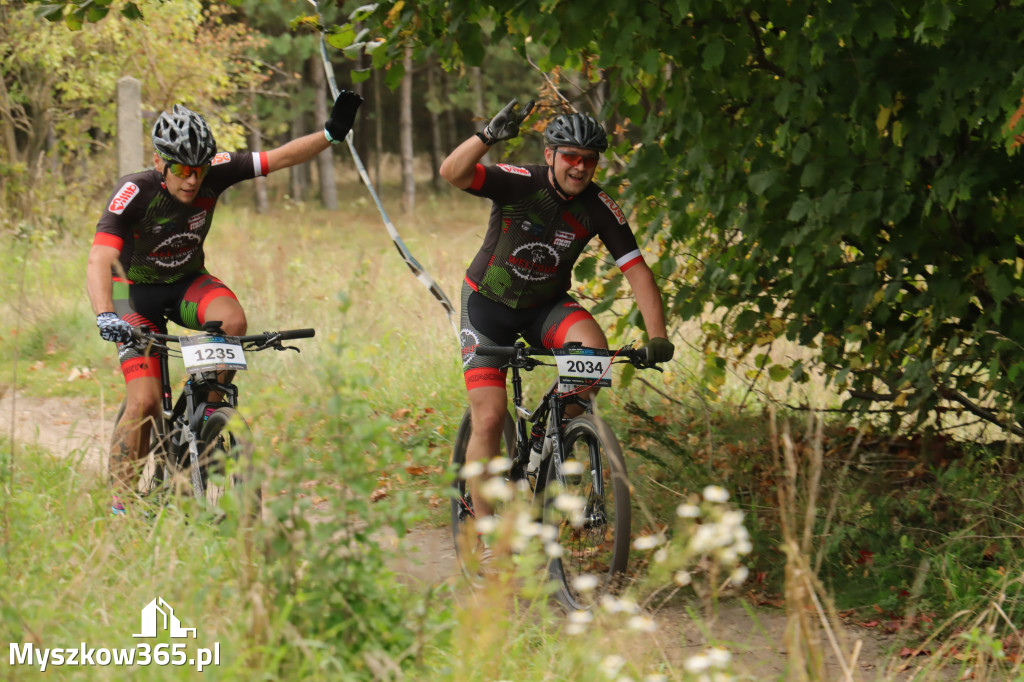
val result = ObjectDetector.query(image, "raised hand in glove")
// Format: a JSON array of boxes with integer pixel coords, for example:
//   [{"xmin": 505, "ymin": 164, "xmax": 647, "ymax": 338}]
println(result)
[
  {"xmin": 479, "ymin": 98, "xmax": 535, "ymax": 145},
  {"xmin": 96, "ymin": 312, "xmax": 132, "ymax": 344},
  {"xmin": 645, "ymin": 337, "xmax": 675, "ymax": 364},
  {"xmin": 324, "ymin": 90, "xmax": 365, "ymax": 144}
]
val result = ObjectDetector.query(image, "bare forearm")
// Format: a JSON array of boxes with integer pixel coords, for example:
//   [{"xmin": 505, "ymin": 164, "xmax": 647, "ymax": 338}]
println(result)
[
  {"xmin": 86, "ymin": 244, "xmax": 118, "ymax": 314},
  {"xmin": 439, "ymin": 136, "xmax": 490, "ymax": 189},
  {"xmin": 625, "ymin": 264, "xmax": 669, "ymax": 338},
  {"xmin": 265, "ymin": 132, "xmax": 331, "ymax": 173}
]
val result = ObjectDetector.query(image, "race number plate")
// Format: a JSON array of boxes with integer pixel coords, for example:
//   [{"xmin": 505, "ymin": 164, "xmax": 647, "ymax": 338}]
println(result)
[
  {"xmin": 180, "ymin": 335, "xmax": 247, "ymax": 374},
  {"xmin": 553, "ymin": 347, "xmax": 612, "ymax": 392}
]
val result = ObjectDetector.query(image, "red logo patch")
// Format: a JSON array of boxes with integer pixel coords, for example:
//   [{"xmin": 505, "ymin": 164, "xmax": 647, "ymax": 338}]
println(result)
[
  {"xmin": 108, "ymin": 182, "xmax": 139, "ymax": 215},
  {"xmin": 597, "ymin": 191, "xmax": 626, "ymax": 225},
  {"xmin": 211, "ymin": 152, "xmax": 231, "ymax": 166},
  {"xmin": 497, "ymin": 163, "xmax": 530, "ymax": 177}
]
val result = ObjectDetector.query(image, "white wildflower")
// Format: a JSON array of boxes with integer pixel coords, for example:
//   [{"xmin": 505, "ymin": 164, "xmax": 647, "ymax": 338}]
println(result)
[
  {"xmin": 627, "ymin": 615, "xmax": 658, "ymax": 632},
  {"xmin": 728, "ymin": 565, "xmax": 749, "ymax": 586},
  {"xmin": 573, "ymin": 573, "xmax": 600, "ymax": 592},
  {"xmin": 633, "ymin": 534, "xmax": 664, "ymax": 550},
  {"xmin": 707, "ymin": 647, "xmax": 732, "ymax": 668},
  {"xmin": 562, "ymin": 459, "xmax": 585, "ymax": 476},
  {"xmin": 568, "ymin": 609, "xmax": 593, "ymax": 624},
  {"xmin": 684, "ymin": 653, "xmax": 711, "ymax": 673},
  {"xmin": 554, "ymin": 493, "xmax": 585, "ymax": 513},
  {"xmin": 481, "ymin": 477, "xmax": 513, "ymax": 502},
  {"xmin": 674, "ymin": 570, "xmax": 692, "ymax": 586},
  {"xmin": 654, "ymin": 548, "xmax": 668, "ymax": 563},
  {"xmin": 600, "ymin": 654, "xmax": 627, "ymax": 678},
  {"xmin": 565, "ymin": 622, "xmax": 587, "ymax": 636},
  {"xmin": 475, "ymin": 515, "xmax": 498, "ymax": 534},
  {"xmin": 644, "ymin": 675, "xmax": 669, "ymax": 682},
  {"xmin": 703, "ymin": 485, "xmax": 730, "ymax": 503},
  {"xmin": 676, "ymin": 503, "xmax": 701, "ymax": 518},
  {"xmin": 487, "ymin": 456, "xmax": 512, "ymax": 474},
  {"xmin": 460, "ymin": 460, "xmax": 485, "ymax": 480},
  {"xmin": 544, "ymin": 542, "xmax": 563, "ymax": 558}
]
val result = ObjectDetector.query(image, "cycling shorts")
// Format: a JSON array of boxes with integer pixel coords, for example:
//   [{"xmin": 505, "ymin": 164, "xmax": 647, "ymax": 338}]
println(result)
[
  {"xmin": 459, "ymin": 279, "xmax": 593, "ymax": 391},
  {"xmin": 112, "ymin": 272, "xmax": 238, "ymax": 382}
]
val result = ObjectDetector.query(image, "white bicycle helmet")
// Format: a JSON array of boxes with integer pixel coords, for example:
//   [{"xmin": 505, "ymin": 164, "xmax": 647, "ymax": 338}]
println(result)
[{"xmin": 152, "ymin": 104, "xmax": 217, "ymax": 166}]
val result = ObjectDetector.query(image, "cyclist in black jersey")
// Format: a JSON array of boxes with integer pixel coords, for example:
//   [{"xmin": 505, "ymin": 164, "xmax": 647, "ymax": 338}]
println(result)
[
  {"xmin": 440, "ymin": 98, "xmax": 676, "ymax": 524},
  {"xmin": 87, "ymin": 93, "xmax": 363, "ymax": 514}
]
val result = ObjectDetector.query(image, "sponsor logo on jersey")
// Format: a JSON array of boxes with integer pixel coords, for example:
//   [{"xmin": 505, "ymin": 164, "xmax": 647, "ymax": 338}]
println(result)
[
  {"xmin": 496, "ymin": 163, "xmax": 530, "ymax": 177},
  {"xmin": 187, "ymin": 211, "xmax": 207, "ymax": 232},
  {"xmin": 151, "ymin": 233, "xmax": 202, "ymax": 269},
  {"xmin": 507, "ymin": 242, "xmax": 560, "ymax": 281},
  {"xmin": 109, "ymin": 182, "xmax": 140, "ymax": 215},
  {"xmin": 460, "ymin": 329, "xmax": 481, "ymax": 367},
  {"xmin": 211, "ymin": 152, "xmax": 231, "ymax": 166},
  {"xmin": 520, "ymin": 220, "xmax": 544, "ymax": 237},
  {"xmin": 597, "ymin": 191, "xmax": 627, "ymax": 225},
  {"xmin": 553, "ymin": 229, "xmax": 576, "ymax": 249}
]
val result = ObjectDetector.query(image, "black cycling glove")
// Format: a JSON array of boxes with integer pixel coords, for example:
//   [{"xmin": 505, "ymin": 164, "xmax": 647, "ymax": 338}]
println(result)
[
  {"xmin": 324, "ymin": 90, "xmax": 365, "ymax": 143},
  {"xmin": 479, "ymin": 98, "xmax": 535, "ymax": 145}
]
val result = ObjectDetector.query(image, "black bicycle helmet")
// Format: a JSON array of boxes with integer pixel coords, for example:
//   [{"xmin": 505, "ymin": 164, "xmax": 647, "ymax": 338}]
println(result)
[
  {"xmin": 152, "ymin": 104, "xmax": 217, "ymax": 166},
  {"xmin": 543, "ymin": 113, "xmax": 608, "ymax": 152}
]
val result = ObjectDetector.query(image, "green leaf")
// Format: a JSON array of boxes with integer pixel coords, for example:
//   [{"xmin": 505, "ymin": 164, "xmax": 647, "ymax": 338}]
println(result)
[
  {"xmin": 748, "ymin": 169, "xmax": 779, "ymax": 196},
  {"xmin": 574, "ymin": 256, "xmax": 597, "ymax": 282},
  {"xmin": 702, "ymin": 38, "xmax": 725, "ymax": 70},
  {"xmin": 768, "ymin": 364, "xmax": 790, "ymax": 382}
]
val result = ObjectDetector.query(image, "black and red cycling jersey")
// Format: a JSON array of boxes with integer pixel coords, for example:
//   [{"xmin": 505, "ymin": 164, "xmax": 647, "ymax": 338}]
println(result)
[
  {"xmin": 462, "ymin": 162, "xmax": 645, "ymax": 309},
  {"xmin": 92, "ymin": 151, "xmax": 269, "ymax": 284}
]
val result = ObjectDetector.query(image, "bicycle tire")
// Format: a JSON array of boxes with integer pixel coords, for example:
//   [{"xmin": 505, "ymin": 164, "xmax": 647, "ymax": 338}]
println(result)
[
  {"xmin": 197, "ymin": 407, "xmax": 260, "ymax": 521},
  {"xmin": 110, "ymin": 400, "xmax": 173, "ymax": 499},
  {"xmin": 542, "ymin": 413, "xmax": 631, "ymax": 610},
  {"xmin": 450, "ymin": 406, "xmax": 516, "ymax": 583}
]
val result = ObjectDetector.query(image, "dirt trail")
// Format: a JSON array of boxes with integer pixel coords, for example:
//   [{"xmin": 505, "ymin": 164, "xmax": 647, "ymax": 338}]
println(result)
[{"xmin": 2, "ymin": 391, "xmax": 946, "ymax": 681}]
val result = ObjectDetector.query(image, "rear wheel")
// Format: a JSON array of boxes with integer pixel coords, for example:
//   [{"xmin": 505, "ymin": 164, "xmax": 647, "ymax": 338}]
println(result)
[
  {"xmin": 197, "ymin": 407, "xmax": 260, "ymax": 521},
  {"xmin": 542, "ymin": 414, "xmax": 631, "ymax": 610},
  {"xmin": 450, "ymin": 407, "xmax": 516, "ymax": 584}
]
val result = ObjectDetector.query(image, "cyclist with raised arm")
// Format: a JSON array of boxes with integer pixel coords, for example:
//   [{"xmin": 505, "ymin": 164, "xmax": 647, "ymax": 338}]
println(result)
[
  {"xmin": 87, "ymin": 92, "xmax": 363, "ymax": 514},
  {"xmin": 439, "ymin": 98, "xmax": 675, "ymax": 536}
]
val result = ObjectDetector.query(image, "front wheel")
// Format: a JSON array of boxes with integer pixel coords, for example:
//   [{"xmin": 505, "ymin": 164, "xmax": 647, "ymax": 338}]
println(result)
[
  {"xmin": 542, "ymin": 413, "xmax": 631, "ymax": 610},
  {"xmin": 197, "ymin": 407, "xmax": 260, "ymax": 521},
  {"xmin": 450, "ymin": 406, "xmax": 516, "ymax": 584}
]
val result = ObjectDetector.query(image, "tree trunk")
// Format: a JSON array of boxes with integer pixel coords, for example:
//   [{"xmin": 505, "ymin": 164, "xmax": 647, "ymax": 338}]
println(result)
[
  {"xmin": 472, "ymin": 66, "xmax": 489, "ymax": 164},
  {"xmin": 289, "ymin": 115, "xmax": 308, "ymax": 202},
  {"xmin": 400, "ymin": 44, "xmax": 415, "ymax": 214},
  {"xmin": 373, "ymin": 67, "xmax": 383, "ymax": 196},
  {"xmin": 427, "ymin": 61, "xmax": 443, "ymax": 192},
  {"xmin": 248, "ymin": 92, "xmax": 269, "ymax": 214},
  {"xmin": 311, "ymin": 55, "xmax": 337, "ymax": 211}
]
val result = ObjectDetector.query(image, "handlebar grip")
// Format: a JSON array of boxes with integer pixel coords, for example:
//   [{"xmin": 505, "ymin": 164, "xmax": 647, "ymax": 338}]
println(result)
[{"xmin": 277, "ymin": 328, "xmax": 316, "ymax": 340}]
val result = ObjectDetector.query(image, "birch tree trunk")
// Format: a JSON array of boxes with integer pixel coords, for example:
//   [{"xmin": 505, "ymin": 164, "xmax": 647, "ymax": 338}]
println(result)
[
  {"xmin": 400, "ymin": 44, "xmax": 415, "ymax": 214},
  {"xmin": 311, "ymin": 55, "xmax": 337, "ymax": 211}
]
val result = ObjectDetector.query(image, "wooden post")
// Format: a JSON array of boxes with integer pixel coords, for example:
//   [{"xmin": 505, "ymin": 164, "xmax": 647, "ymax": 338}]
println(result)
[{"xmin": 116, "ymin": 76, "xmax": 144, "ymax": 176}]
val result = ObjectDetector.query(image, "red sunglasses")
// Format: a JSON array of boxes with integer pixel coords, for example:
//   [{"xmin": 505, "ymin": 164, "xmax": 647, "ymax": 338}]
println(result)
[{"xmin": 555, "ymin": 149, "xmax": 599, "ymax": 170}]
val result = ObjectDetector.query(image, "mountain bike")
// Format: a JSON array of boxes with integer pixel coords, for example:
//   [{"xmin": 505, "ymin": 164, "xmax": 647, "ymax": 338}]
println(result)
[
  {"xmin": 450, "ymin": 340, "xmax": 663, "ymax": 610},
  {"xmin": 109, "ymin": 320, "xmax": 315, "ymax": 520}
]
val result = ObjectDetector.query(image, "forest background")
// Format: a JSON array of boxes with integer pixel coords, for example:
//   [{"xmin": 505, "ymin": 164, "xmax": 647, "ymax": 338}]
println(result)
[{"xmin": 3, "ymin": 0, "xmax": 1024, "ymax": 680}]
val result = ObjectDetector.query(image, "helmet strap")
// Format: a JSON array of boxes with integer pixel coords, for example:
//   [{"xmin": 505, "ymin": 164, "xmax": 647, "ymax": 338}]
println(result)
[{"xmin": 546, "ymin": 162, "xmax": 575, "ymax": 201}]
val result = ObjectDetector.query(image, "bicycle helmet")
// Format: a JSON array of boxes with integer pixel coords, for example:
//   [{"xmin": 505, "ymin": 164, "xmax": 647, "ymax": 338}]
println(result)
[
  {"xmin": 543, "ymin": 113, "xmax": 608, "ymax": 152},
  {"xmin": 152, "ymin": 104, "xmax": 217, "ymax": 166}
]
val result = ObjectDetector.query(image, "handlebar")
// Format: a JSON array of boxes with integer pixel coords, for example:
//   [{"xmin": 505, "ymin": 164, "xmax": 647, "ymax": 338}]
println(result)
[
  {"xmin": 128, "ymin": 325, "xmax": 315, "ymax": 352},
  {"xmin": 476, "ymin": 342, "xmax": 664, "ymax": 371}
]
